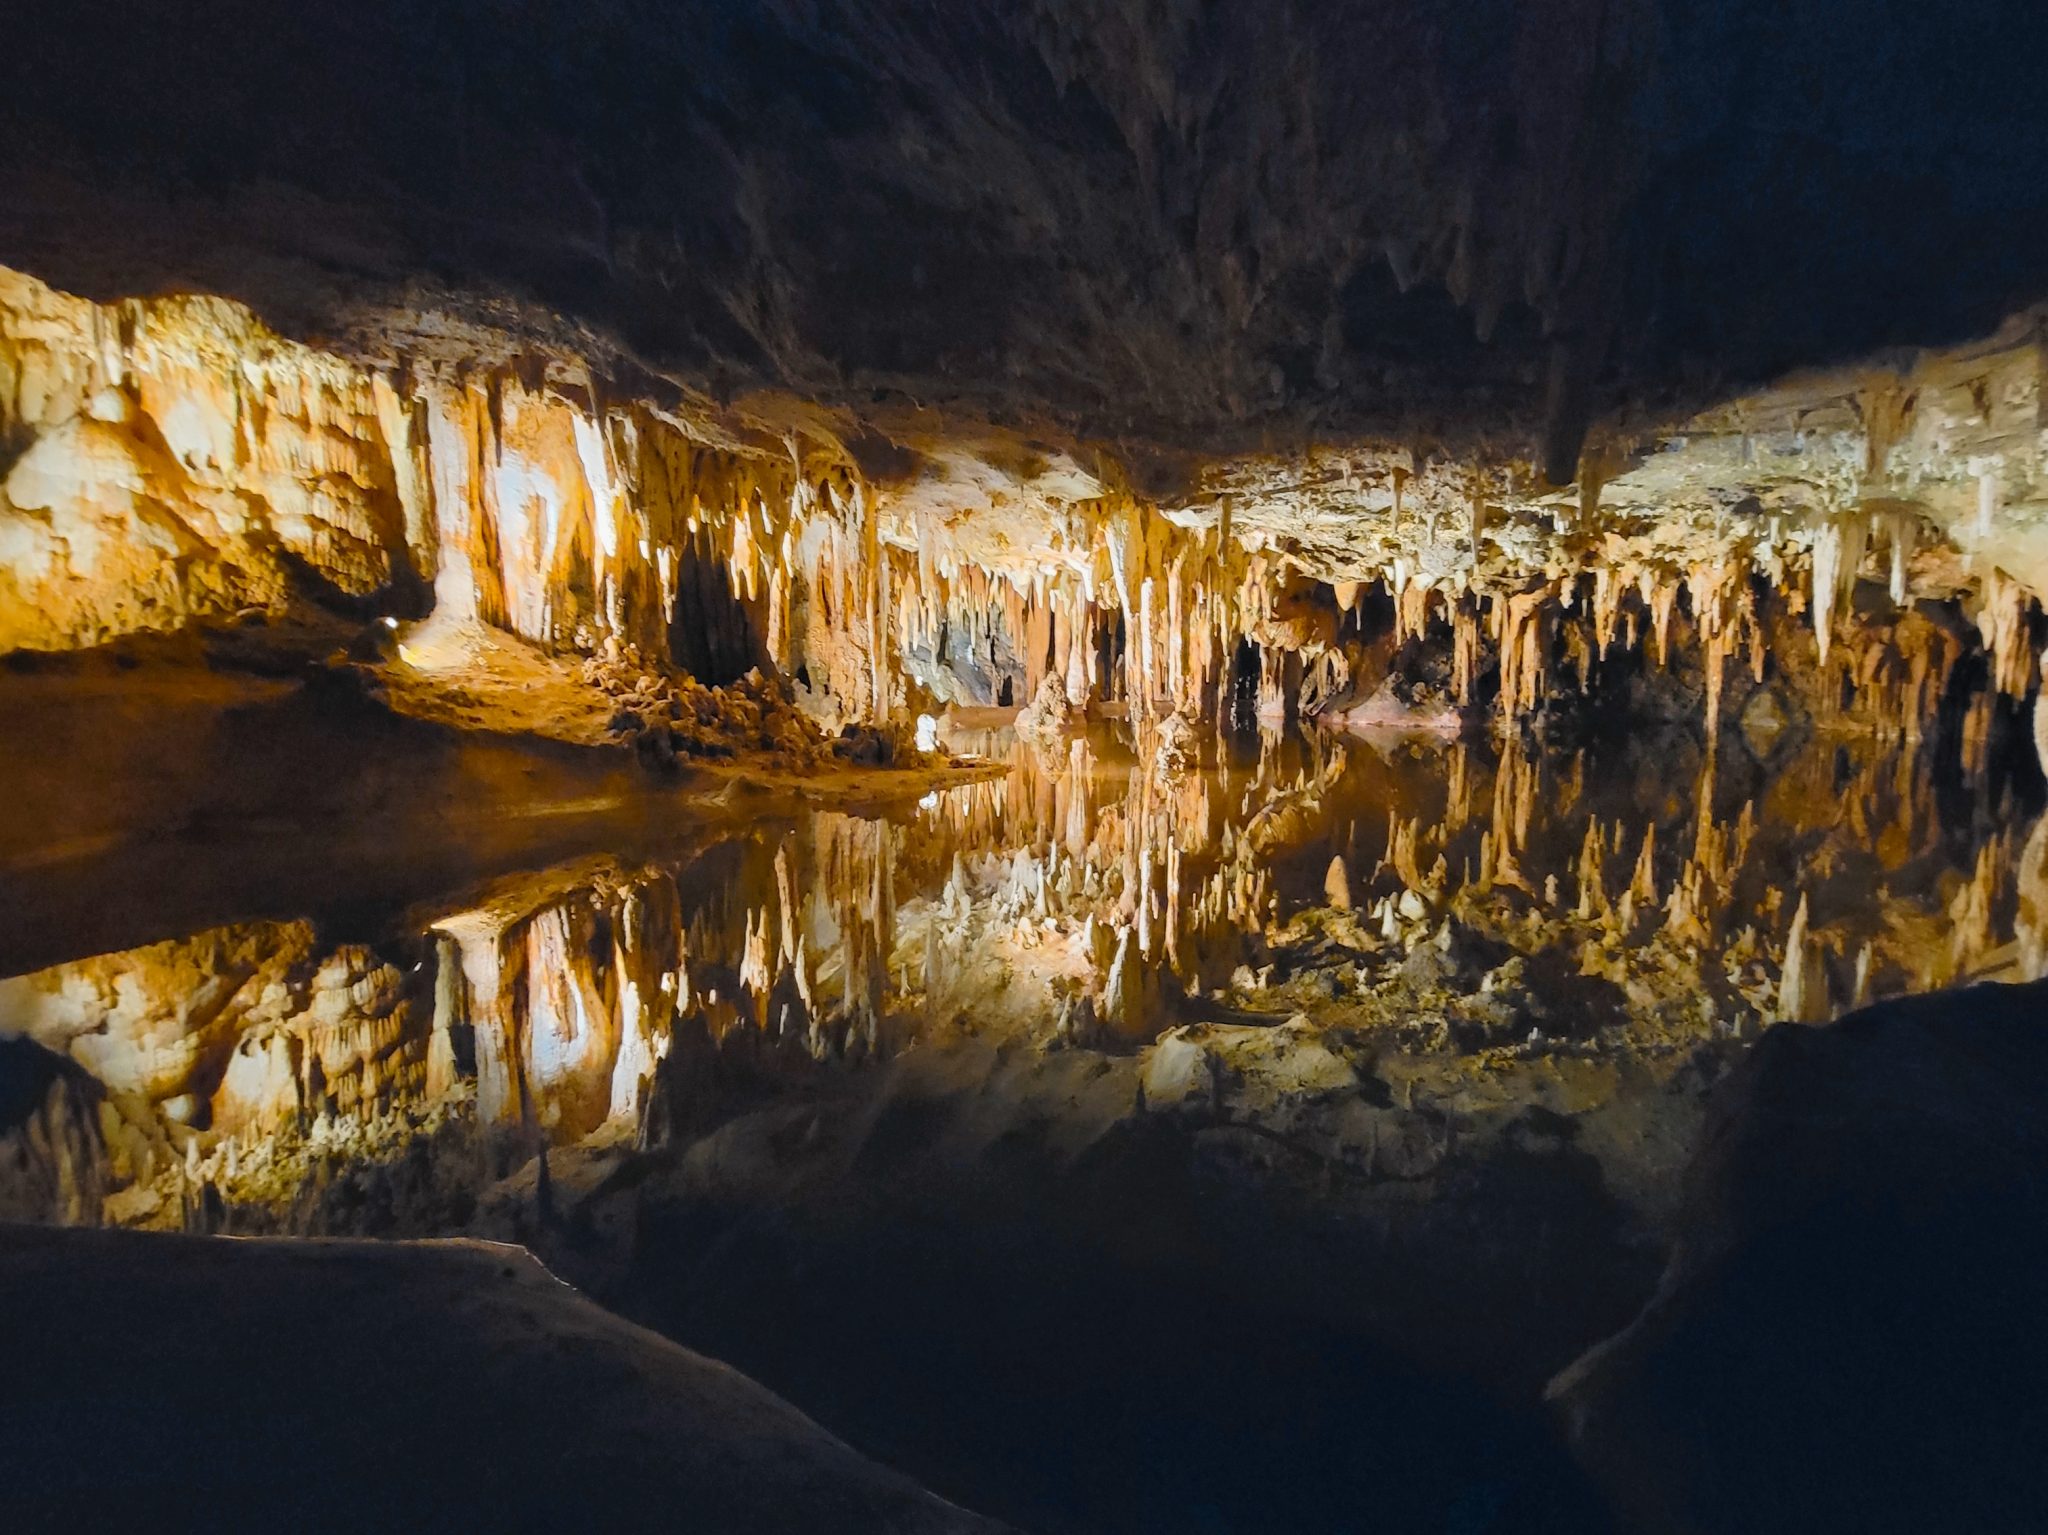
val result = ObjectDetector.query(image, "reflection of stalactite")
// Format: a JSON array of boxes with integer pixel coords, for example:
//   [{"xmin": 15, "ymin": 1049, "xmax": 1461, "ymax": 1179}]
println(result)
[{"xmin": 13, "ymin": 697, "xmax": 2048, "ymax": 1231}]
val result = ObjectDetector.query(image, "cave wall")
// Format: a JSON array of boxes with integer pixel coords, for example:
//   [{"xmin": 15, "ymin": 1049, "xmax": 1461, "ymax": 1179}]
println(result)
[
  {"xmin": 0, "ymin": 265, "xmax": 891, "ymax": 716},
  {"xmin": 0, "ymin": 269, "xmax": 420, "ymax": 650},
  {"xmin": 3, "ymin": 261, "xmax": 2045, "ymax": 745}
]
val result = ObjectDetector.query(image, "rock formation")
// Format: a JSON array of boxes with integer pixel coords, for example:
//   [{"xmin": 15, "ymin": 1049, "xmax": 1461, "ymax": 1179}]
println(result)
[
  {"xmin": 4, "ymin": 258, "xmax": 2045, "ymax": 778},
  {"xmin": 0, "ymin": 1225, "xmax": 1008, "ymax": 1533},
  {"xmin": 1551, "ymin": 981, "xmax": 2048, "ymax": 1535}
]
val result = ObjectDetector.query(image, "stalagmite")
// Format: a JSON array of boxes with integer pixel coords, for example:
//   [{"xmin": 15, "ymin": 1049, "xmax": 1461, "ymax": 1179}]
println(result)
[
  {"xmin": 1630, "ymin": 825, "xmax": 1658, "ymax": 908},
  {"xmin": 1778, "ymin": 894, "xmax": 1823, "ymax": 1024},
  {"xmin": 1324, "ymin": 856, "xmax": 1353, "ymax": 912}
]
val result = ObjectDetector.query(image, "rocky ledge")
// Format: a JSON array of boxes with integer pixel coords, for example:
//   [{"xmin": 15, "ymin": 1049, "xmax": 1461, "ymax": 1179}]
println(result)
[
  {"xmin": 0, "ymin": 1224, "xmax": 1008, "ymax": 1534},
  {"xmin": 1550, "ymin": 979, "xmax": 2048, "ymax": 1535}
]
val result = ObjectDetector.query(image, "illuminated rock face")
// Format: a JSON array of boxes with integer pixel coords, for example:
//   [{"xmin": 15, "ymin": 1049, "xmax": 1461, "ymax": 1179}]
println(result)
[
  {"xmin": 0, "ymin": 268, "xmax": 896, "ymax": 724},
  {"xmin": 3, "ymin": 262, "xmax": 2043, "ymax": 756},
  {"xmin": 0, "ymin": 2, "xmax": 2044, "ymax": 752},
  {"xmin": 0, "ymin": 924, "xmax": 419, "ymax": 1123},
  {"xmin": 0, "ymin": 271, "xmax": 417, "ymax": 650},
  {"xmin": 0, "ymin": 255, "xmax": 2044, "ymax": 1235},
  {"xmin": 0, "ymin": 922, "xmax": 431, "ymax": 1222}
]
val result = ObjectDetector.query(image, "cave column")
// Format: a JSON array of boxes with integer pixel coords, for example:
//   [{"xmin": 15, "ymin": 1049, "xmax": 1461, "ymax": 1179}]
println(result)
[
  {"xmin": 860, "ymin": 486, "xmax": 885, "ymax": 721},
  {"xmin": 422, "ymin": 382, "xmax": 485, "ymax": 625}
]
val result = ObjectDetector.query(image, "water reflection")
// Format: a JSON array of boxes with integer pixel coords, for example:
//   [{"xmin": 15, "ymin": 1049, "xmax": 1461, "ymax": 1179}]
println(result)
[{"xmin": 1, "ymin": 718, "xmax": 2041, "ymax": 1229}]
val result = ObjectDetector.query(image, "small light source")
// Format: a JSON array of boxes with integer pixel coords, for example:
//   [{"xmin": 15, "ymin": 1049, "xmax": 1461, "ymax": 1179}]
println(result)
[
  {"xmin": 381, "ymin": 616, "xmax": 399, "ymax": 629},
  {"xmin": 914, "ymin": 713, "xmax": 939, "ymax": 752}
]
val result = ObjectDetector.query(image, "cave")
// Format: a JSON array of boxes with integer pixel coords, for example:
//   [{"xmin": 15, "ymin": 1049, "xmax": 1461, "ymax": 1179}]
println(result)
[{"xmin": 3, "ymin": 5, "xmax": 2048, "ymax": 1533}]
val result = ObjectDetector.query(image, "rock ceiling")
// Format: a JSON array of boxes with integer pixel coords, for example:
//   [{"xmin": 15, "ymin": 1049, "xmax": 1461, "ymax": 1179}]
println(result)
[{"xmin": 6, "ymin": 1, "xmax": 2046, "ymax": 459}]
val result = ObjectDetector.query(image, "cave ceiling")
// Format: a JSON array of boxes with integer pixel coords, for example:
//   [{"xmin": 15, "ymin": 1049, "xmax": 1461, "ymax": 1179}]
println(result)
[{"xmin": 4, "ymin": 0, "xmax": 2044, "ymax": 475}]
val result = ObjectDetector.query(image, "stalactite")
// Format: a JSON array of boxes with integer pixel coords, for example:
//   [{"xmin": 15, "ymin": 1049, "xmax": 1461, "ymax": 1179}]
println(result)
[
  {"xmin": 1648, "ymin": 577, "xmax": 1678, "ymax": 668},
  {"xmin": 1491, "ymin": 587, "xmax": 1552, "ymax": 721},
  {"xmin": 1687, "ymin": 560, "xmax": 1749, "ymax": 736},
  {"xmin": 1976, "ymin": 570, "xmax": 2037, "ymax": 699},
  {"xmin": 1451, "ymin": 599, "xmax": 1482, "ymax": 705},
  {"xmin": 1809, "ymin": 513, "xmax": 1868, "ymax": 667}
]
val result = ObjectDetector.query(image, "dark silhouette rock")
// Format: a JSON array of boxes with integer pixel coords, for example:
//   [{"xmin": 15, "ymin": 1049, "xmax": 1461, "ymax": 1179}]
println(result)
[{"xmin": 1552, "ymin": 980, "xmax": 2048, "ymax": 1535}]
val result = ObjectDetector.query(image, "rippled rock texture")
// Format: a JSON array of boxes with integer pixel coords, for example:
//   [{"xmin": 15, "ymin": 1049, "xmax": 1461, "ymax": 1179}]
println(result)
[{"xmin": 7, "ymin": 3, "xmax": 2048, "ymax": 463}]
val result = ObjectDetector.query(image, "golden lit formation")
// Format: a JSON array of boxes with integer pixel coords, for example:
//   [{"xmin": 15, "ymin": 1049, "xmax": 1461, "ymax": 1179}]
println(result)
[{"xmin": 3, "ymin": 254, "xmax": 2046, "ymax": 1245}]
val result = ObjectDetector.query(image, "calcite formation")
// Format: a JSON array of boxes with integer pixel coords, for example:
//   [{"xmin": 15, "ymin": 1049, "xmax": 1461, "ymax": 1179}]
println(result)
[
  {"xmin": 0, "ymin": 271, "xmax": 410, "ymax": 651},
  {"xmin": 4, "ymin": 264, "xmax": 2044, "ymax": 765},
  {"xmin": 0, "ymin": 921, "xmax": 430, "ymax": 1224},
  {"xmin": 0, "ymin": 267, "xmax": 1001, "ymax": 736},
  {"xmin": 1, "ymin": 16, "xmax": 2042, "ymax": 1530},
  {"xmin": 3, "ymin": 257, "xmax": 2044, "ymax": 1239}
]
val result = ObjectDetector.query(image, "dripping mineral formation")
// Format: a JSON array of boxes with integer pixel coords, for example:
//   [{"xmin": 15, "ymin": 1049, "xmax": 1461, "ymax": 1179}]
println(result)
[
  {"xmin": 3, "ymin": 5, "xmax": 2048, "ymax": 1533},
  {"xmin": 4, "ymin": 264, "xmax": 2045, "ymax": 763}
]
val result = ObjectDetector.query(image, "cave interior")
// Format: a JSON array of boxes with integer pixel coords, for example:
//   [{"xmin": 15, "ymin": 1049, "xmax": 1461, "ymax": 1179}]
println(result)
[{"xmin": 3, "ymin": 5, "xmax": 2048, "ymax": 1534}]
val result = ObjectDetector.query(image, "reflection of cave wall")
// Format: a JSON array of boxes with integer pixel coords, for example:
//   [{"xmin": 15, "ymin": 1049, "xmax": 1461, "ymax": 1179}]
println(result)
[
  {"xmin": 0, "ymin": 921, "xmax": 434, "ymax": 1225},
  {"xmin": 0, "ymin": 826, "xmax": 903, "ymax": 1229},
  {"xmin": 0, "ymin": 1035, "xmax": 104, "ymax": 1226},
  {"xmin": 5, "ymin": 705, "xmax": 2048, "ymax": 1231}
]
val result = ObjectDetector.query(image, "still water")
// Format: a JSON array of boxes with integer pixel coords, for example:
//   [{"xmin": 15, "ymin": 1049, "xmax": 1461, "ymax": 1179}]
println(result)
[
  {"xmin": 1, "ymin": 695, "xmax": 2040, "ymax": 1532},
  {"xmin": 2, "ymin": 695, "xmax": 2040, "ymax": 1226}
]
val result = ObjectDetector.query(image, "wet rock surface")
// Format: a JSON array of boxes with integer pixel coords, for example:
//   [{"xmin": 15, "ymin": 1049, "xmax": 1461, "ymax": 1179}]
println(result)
[
  {"xmin": 1552, "ymin": 980, "xmax": 2048, "ymax": 1535},
  {"xmin": 494, "ymin": 1039, "xmax": 1622, "ymax": 1533}
]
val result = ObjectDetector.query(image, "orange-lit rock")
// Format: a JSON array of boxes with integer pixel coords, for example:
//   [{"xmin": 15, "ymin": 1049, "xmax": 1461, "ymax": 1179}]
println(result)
[{"xmin": 5, "ymin": 262, "xmax": 2044, "ymax": 757}]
